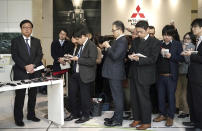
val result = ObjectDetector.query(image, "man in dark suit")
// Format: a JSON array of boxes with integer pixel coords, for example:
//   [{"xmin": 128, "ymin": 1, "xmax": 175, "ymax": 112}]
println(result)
[
  {"xmin": 102, "ymin": 20, "xmax": 128, "ymax": 127},
  {"xmin": 148, "ymin": 26, "xmax": 159, "ymax": 114},
  {"xmin": 128, "ymin": 20, "xmax": 161, "ymax": 130},
  {"xmin": 64, "ymin": 36, "xmax": 80, "ymax": 114},
  {"xmin": 182, "ymin": 18, "xmax": 202, "ymax": 130},
  {"xmin": 11, "ymin": 20, "xmax": 43, "ymax": 126},
  {"xmin": 51, "ymin": 29, "xmax": 74, "ymax": 73},
  {"xmin": 153, "ymin": 25, "xmax": 184, "ymax": 127},
  {"xmin": 64, "ymin": 24, "xmax": 97, "ymax": 123}
]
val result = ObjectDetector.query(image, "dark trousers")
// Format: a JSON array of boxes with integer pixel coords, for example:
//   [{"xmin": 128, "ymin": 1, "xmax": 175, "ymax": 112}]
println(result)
[
  {"xmin": 156, "ymin": 75, "xmax": 177, "ymax": 118},
  {"xmin": 69, "ymin": 73, "xmax": 91, "ymax": 118},
  {"xmin": 130, "ymin": 77, "xmax": 152, "ymax": 124},
  {"xmin": 150, "ymin": 83, "xmax": 158, "ymax": 113},
  {"xmin": 14, "ymin": 87, "xmax": 37, "ymax": 122},
  {"xmin": 189, "ymin": 82, "xmax": 202, "ymax": 129},
  {"xmin": 108, "ymin": 79, "xmax": 123, "ymax": 123},
  {"xmin": 187, "ymin": 81, "xmax": 196, "ymax": 123}
]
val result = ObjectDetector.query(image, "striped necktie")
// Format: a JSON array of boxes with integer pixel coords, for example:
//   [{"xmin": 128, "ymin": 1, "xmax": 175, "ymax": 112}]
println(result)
[{"xmin": 25, "ymin": 39, "xmax": 30, "ymax": 55}]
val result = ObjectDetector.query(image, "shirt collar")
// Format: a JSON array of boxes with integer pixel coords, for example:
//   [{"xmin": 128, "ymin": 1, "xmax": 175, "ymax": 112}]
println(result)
[
  {"xmin": 59, "ymin": 39, "xmax": 65, "ymax": 46},
  {"xmin": 59, "ymin": 39, "xmax": 64, "ymax": 42},
  {"xmin": 163, "ymin": 40, "xmax": 172, "ymax": 45},
  {"xmin": 23, "ymin": 35, "xmax": 31, "ymax": 40},
  {"xmin": 196, "ymin": 36, "xmax": 202, "ymax": 49},
  {"xmin": 198, "ymin": 36, "xmax": 202, "ymax": 42},
  {"xmin": 144, "ymin": 34, "xmax": 149, "ymax": 41},
  {"xmin": 81, "ymin": 38, "xmax": 88, "ymax": 48},
  {"xmin": 116, "ymin": 34, "xmax": 125, "ymax": 40}
]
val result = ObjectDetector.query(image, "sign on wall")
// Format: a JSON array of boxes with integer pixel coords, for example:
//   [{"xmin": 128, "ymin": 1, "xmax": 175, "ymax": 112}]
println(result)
[{"xmin": 128, "ymin": 5, "xmax": 148, "ymax": 25}]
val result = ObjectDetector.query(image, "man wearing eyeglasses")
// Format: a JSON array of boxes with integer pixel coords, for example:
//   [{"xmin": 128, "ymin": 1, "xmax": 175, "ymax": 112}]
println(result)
[
  {"xmin": 11, "ymin": 19, "xmax": 43, "ymax": 126},
  {"xmin": 128, "ymin": 20, "xmax": 161, "ymax": 130},
  {"xmin": 182, "ymin": 18, "xmax": 202, "ymax": 130},
  {"xmin": 102, "ymin": 20, "xmax": 128, "ymax": 127},
  {"xmin": 65, "ymin": 24, "xmax": 97, "ymax": 124}
]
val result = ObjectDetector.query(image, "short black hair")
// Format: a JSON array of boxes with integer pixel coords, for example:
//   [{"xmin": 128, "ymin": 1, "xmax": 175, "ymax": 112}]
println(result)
[
  {"xmin": 112, "ymin": 20, "xmax": 125, "ymax": 32},
  {"xmin": 59, "ymin": 28, "xmax": 68, "ymax": 35},
  {"xmin": 72, "ymin": 24, "xmax": 89, "ymax": 38},
  {"xmin": 20, "ymin": 19, "xmax": 33, "ymax": 28},
  {"xmin": 149, "ymin": 26, "xmax": 155, "ymax": 30},
  {"xmin": 191, "ymin": 18, "xmax": 202, "ymax": 27},
  {"xmin": 135, "ymin": 20, "xmax": 149, "ymax": 30},
  {"xmin": 162, "ymin": 25, "xmax": 176, "ymax": 37},
  {"xmin": 98, "ymin": 36, "xmax": 105, "ymax": 44}
]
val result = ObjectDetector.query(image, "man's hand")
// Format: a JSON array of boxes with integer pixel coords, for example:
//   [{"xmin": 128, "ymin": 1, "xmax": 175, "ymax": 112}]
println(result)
[
  {"xmin": 128, "ymin": 54, "xmax": 134, "ymax": 60},
  {"xmin": 102, "ymin": 41, "xmax": 111, "ymax": 48},
  {"xmin": 70, "ymin": 56, "xmax": 79, "ymax": 61},
  {"xmin": 181, "ymin": 51, "xmax": 192, "ymax": 56},
  {"xmin": 58, "ymin": 57, "xmax": 65, "ymax": 64},
  {"xmin": 128, "ymin": 54, "xmax": 139, "ymax": 61},
  {"xmin": 25, "ymin": 64, "xmax": 35, "ymax": 74},
  {"xmin": 165, "ymin": 53, "xmax": 171, "ymax": 59},
  {"xmin": 133, "ymin": 55, "xmax": 139, "ymax": 61}
]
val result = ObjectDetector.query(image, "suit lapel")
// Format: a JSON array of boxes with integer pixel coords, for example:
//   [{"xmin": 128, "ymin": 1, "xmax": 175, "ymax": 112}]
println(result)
[
  {"xmin": 133, "ymin": 39, "xmax": 139, "ymax": 53},
  {"xmin": 197, "ymin": 41, "xmax": 202, "ymax": 51},
  {"xmin": 113, "ymin": 35, "xmax": 124, "ymax": 48},
  {"xmin": 80, "ymin": 39, "xmax": 89, "ymax": 56},
  {"xmin": 30, "ymin": 37, "xmax": 35, "ymax": 57},
  {"xmin": 110, "ymin": 39, "xmax": 116, "ymax": 49},
  {"xmin": 169, "ymin": 41, "xmax": 174, "ymax": 54},
  {"xmin": 20, "ymin": 36, "xmax": 30, "ymax": 56},
  {"xmin": 138, "ymin": 37, "xmax": 150, "ymax": 52}
]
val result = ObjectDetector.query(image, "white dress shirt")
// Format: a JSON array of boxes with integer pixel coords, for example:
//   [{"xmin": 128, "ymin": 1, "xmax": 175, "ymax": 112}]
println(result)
[
  {"xmin": 76, "ymin": 38, "xmax": 88, "ymax": 73},
  {"xmin": 23, "ymin": 35, "xmax": 31, "ymax": 47}
]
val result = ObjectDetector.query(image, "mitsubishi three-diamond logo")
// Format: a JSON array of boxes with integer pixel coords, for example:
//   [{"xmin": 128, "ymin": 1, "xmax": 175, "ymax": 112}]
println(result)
[
  {"xmin": 128, "ymin": 5, "xmax": 147, "ymax": 25},
  {"xmin": 131, "ymin": 5, "xmax": 145, "ymax": 18}
]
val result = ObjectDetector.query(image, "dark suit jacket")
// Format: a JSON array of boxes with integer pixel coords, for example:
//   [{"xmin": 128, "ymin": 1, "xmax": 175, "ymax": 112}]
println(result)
[
  {"xmin": 188, "ymin": 41, "xmax": 202, "ymax": 85},
  {"xmin": 102, "ymin": 36, "xmax": 128, "ymax": 80},
  {"xmin": 78, "ymin": 39, "xmax": 97, "ymax": 83},
  {"xmin": 129, "ymin": 36, "xmax": 161, "ymax": 85},
  {"xmin": 157, "ymin": 40, "xmax": 184, "ymax": 81},
  {"xmin": 51, "ymin": 39, "xmax": 74, "ymax": 71},
  {"xmin": 11, "ymin": 35, "xmax": 43, "ymax": 80}
]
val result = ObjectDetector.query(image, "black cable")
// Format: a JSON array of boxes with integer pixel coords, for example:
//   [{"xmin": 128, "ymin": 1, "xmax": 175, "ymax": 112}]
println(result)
[{"xmin": 46, "ymin": 121, "xmax": 53, "ymax": 131}]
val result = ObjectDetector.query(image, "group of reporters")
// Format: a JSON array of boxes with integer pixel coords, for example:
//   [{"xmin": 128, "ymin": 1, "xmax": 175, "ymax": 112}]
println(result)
[{"xmin": 11, "ymin": 18, "xmax": 202, "ymax": 131}]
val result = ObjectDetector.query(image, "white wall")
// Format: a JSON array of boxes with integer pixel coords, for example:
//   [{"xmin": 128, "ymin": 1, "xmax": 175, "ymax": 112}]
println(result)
[
  {"xmin": 0, "ymin": 0, "xmax": 32, "ymax": 32},
  {"xmin": 41, "ymin": 0, "xmax": 53, "ymax": 65},
  {"xmin": 199, "ymin": 0, "xmax": 202, "ymax": 17},
  {"xmin": 101, "ymin": 0, "xmax": 192, "ymax": 40}
]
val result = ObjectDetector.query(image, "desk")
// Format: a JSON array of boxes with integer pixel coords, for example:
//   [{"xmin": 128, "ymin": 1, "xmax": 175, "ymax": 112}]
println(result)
[{"xmin": 0, "ymin": 79, "xmax": 64, "ymax": 126}]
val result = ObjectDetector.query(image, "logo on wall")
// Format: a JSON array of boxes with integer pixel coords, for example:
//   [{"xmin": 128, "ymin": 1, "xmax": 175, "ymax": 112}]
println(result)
[{"xmin": 128, "ymin": 5, "xmax": 147, "ymax": 25}]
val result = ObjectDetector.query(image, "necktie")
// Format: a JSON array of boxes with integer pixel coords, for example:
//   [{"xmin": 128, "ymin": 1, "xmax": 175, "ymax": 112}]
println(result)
[
  {"xmin": 73, "ymin": 46, "xmax": 83, "ymax": 73},
  {"xmin": 25, "ymin": 39, "xmax": 30, "ymax": 55},
  {"xmin": 77, "ymin": 45, "xmax": 83, "ymax": 58}
]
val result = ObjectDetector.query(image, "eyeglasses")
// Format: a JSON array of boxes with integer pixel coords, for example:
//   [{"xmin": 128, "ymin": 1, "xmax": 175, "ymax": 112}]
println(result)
[
  {"xmin": 136, "ymin": 30, "xmax": 145, "ymax": 34},
  {"xmin": 112, "ymin": 28, "xmax": 120, "ymax": 32},
  {"xmin": 22, "ymin": 26, "xmax": 32, "ymax": 30},
  {"xmin": 184, "ymin": 37, "xmax": 191, "ymax": 40}
]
